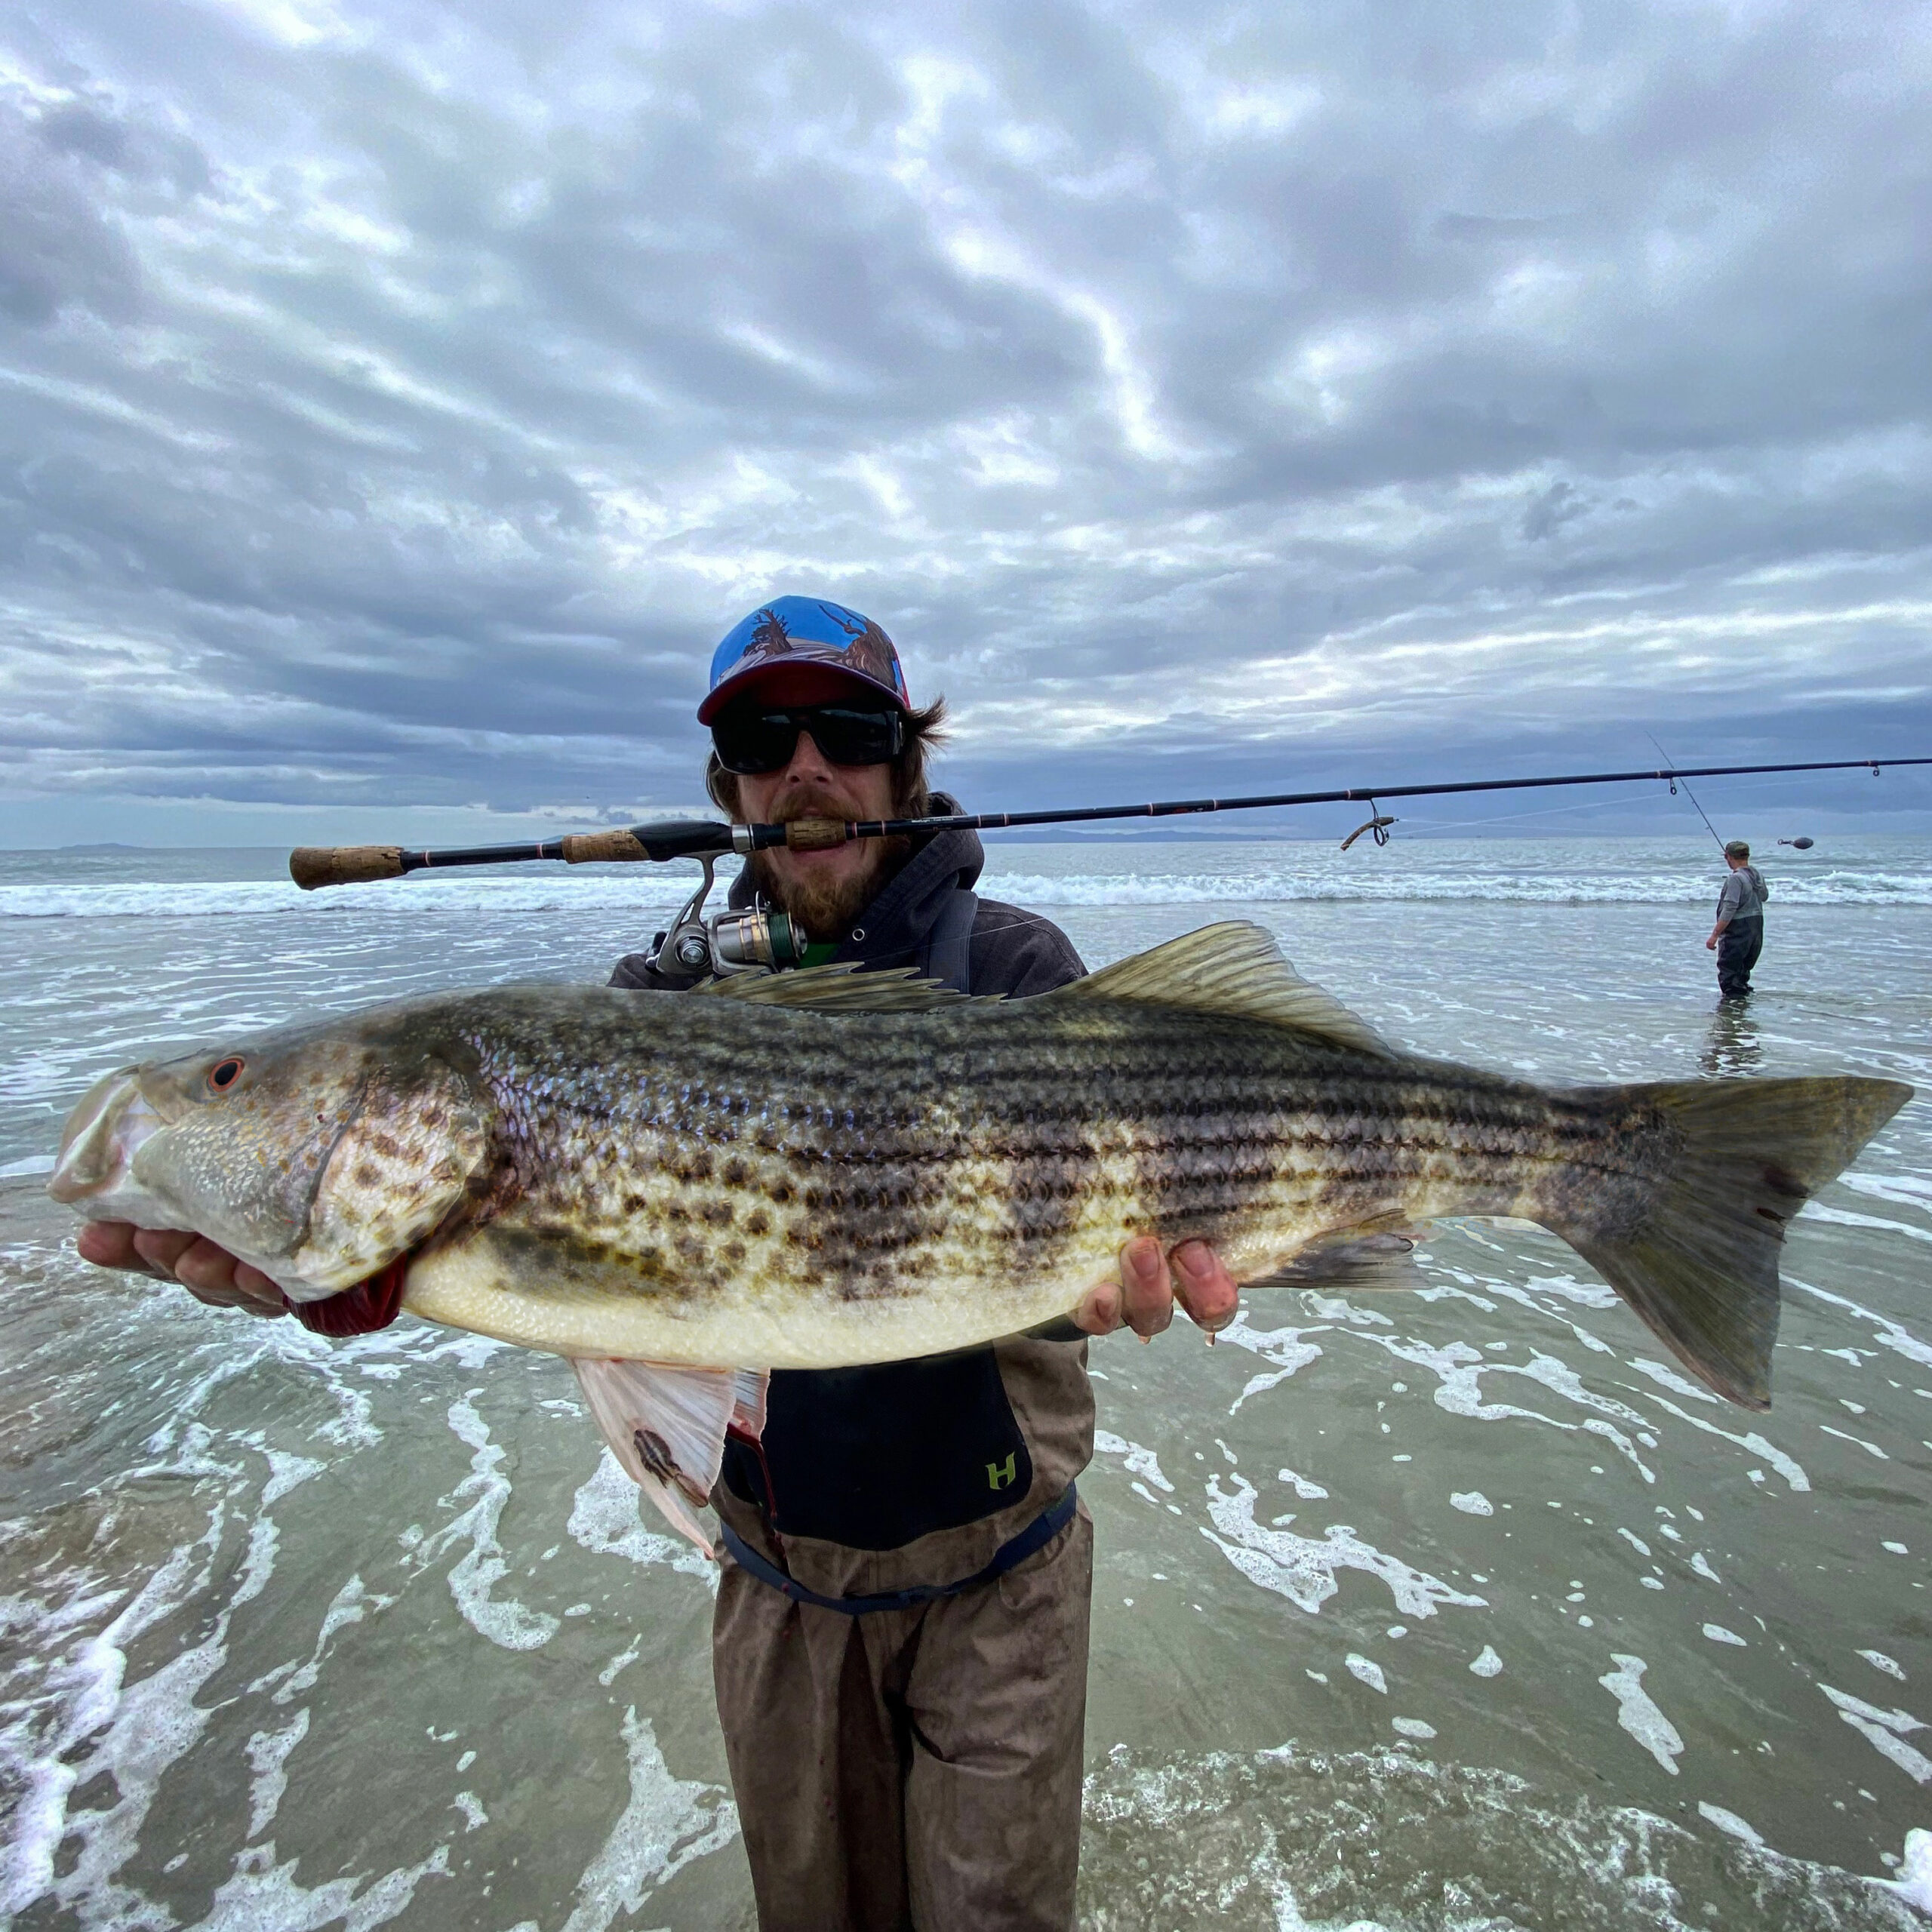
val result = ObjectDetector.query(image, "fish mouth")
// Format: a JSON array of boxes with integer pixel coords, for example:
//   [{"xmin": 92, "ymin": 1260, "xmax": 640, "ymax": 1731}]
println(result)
[{"xmin": 46, "ymin": 1069, "xmax": 164, "ymax": 1205}]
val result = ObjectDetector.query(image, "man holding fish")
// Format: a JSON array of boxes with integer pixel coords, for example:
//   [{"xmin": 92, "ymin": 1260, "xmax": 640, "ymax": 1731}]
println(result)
[
  {"xmin": 57, "ymin": 605, "xmax": 1903, "ymax": 1931},
  {"xmin": 77, "ymin": 596, "xmax": 1244, "ymax": 1932}
]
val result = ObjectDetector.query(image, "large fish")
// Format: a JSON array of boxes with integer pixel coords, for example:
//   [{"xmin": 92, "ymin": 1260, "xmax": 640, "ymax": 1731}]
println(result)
[{"xmin": 48, "ymin": 922, "xmax": 1910, "ymax": 1549}]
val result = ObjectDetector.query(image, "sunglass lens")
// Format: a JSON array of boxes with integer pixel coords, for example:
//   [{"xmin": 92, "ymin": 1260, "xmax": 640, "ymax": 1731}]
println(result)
[
  {"xmin": 809, "ymin": 708, "xmax": 903, "ymax": 764},
  {"xmin": 714, "ymin": 706, "xmax": 902, "ymax": 774},
  {"xmin": 713, "ymin": 712, "xmax": 800, "ymax": 774}
]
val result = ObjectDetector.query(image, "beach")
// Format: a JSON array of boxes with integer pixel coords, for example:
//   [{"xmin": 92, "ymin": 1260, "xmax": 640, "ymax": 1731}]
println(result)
[{"xmin": 2, "ymin": 835, "xmax": 1929, "ymax": 1929}]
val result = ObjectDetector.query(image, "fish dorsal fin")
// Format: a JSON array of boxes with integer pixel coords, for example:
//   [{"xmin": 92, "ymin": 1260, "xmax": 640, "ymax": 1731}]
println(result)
[
  {"xmin": 694, "ymin": 964, "xmax": 976, "ymax": 1013},
  {"xmin": 1051, "ymin": 921, "xmax": 1395, "ymax": 1058}
]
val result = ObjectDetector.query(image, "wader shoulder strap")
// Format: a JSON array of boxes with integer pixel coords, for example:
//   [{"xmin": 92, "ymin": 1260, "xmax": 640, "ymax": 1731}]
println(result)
[
  {"xmin": 717, "ymin": 1483, "xmax": 1077, "ymax": 1616},
  {"xmin": 918, "ymin": 886, "xmax": 980, "ymax": 995}
]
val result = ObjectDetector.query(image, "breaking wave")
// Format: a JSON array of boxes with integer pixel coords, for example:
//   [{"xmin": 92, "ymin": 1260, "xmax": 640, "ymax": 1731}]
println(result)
[
  {"xmin": 988, "ymin": 868, "xmax": 1932, "ymax": 909},
  {"xmin": 5, "ymin": 857, "xmax": 1930, "ymax": 918}
]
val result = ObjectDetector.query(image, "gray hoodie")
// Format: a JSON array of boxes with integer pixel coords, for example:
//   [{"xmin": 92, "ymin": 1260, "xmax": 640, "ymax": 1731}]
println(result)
[{"xmin": 1715, "ymin": 863, "xmax": 1769, "ymax": 924}]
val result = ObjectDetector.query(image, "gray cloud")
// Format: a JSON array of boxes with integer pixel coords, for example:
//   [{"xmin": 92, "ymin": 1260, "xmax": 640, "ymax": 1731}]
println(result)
[{"xmin": 0, "ymin": 0, "xmax": 1929, "ymax": 841}]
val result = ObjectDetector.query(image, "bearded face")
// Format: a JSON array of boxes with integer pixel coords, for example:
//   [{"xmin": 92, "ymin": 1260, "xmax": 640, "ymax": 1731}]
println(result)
[
  {"xmin": 746, "ymin": 832, "xmax": 906, "ymax": 940},
  {"xmin": 729, "ymin": 752, "xmax": 904, "ymax": 941},
  {"xmin": 709, "ymin": 662, "xmax": 920, "ymax": 940}
]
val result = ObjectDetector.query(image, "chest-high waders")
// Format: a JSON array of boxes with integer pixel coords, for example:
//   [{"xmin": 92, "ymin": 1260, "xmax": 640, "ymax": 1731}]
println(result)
[{"xmin": 716, "ymin": 883, "xmax": 1081, "ymax": 1614}]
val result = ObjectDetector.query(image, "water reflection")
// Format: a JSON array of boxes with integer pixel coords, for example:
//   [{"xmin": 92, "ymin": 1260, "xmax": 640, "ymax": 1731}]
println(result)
[{"xmin": 1700, "ymin": 1000, "xmax": 1764, "ymax": 1075}]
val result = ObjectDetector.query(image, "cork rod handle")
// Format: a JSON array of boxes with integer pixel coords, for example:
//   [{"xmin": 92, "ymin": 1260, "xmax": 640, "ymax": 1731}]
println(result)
[
  {"xmin": 289, "ymin": 846, "xmax": 406, "ymax": 891},
  {"xmin": 783, "ymin": 818, "xmax": 850, "ymax": 851},
  {"xmin": 559, "ymin": 831, "xmax": 650, "ymax": 865}
]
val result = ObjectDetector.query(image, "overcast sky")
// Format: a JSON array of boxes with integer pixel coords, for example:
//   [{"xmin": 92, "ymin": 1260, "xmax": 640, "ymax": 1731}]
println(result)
[{"xmin": 3, "ymin": 0, "xmax": 1930, "ymax": 844}]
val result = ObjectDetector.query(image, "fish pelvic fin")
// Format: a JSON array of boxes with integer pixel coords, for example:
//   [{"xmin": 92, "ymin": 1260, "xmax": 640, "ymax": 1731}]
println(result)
[
  {"xmin": 1050, "ymin": 921, "xmax": 1396, "ymax": 1060},
  {"xmin": 570, "ymin": 1358, "xmax": 771, "ymax": 1557},
  {"xmin": 1547, "ymin": 1075, "xmax": 1912, "ymax": 1411}
]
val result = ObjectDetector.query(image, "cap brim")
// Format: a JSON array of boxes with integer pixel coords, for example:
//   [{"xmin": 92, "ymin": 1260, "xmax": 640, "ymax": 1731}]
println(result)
[{"xmin": 698, "ymin": 660, "xmax": 907, "ymax": 724}]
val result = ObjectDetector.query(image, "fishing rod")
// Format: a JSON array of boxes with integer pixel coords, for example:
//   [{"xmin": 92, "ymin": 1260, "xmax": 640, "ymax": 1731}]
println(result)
[
  {"xmin": 1647, "ymin": 733, "xmax": 1726, "ymax": 855},
  {"xmin": 288, "ymin": 752, "xmax": 1927, "ymax": 977},
  {"xmin": 290, "ymin": 754, "xmax": 1922, "ymax": 889}
]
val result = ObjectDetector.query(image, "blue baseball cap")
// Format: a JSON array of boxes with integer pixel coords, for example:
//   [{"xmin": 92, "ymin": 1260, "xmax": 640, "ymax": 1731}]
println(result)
[{"xmin": 699, "ymin": 597, "xmax": 912, "ymax": 723}]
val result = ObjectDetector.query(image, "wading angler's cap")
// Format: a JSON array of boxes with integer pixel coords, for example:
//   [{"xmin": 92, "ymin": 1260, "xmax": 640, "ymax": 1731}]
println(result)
[{"xmin": 699, "ymin": 596, "xmax": 912, "ymax": 723}]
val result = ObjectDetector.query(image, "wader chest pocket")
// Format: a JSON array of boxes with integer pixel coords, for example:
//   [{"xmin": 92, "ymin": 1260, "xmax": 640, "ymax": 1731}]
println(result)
[{"xmin": 723, "ymin": 1350, "xmax": 1032, "ymax": 1550}]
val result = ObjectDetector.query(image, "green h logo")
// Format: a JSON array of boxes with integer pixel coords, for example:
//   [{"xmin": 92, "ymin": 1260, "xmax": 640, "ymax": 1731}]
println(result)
[{"xmin": 986, "ymin": 1453, "xmax": 1017, "ymax": 1491}]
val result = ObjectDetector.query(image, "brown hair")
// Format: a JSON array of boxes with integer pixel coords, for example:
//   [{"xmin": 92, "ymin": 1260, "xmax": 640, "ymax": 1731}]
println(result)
[{"xmin": 705, "ymin": 697, "xmax": 949, "ymax": 821}]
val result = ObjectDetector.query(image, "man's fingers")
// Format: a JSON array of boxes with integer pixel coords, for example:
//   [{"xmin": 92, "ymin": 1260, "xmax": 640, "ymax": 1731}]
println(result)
[
  {"xmin": 1171, "ymin": 1241, "xmax": 1240, "ymax": 1332},
  {"xmin": 130, "ymin": 1228, "xmax": 199, "ymax": 1275},
  {"xmin": 175, "ymin": 1240, "xmax": 289, "ymax": 1316},
  {"xmin": 118, "ymin": 1226, "xmax": 288, "ymax": 1316},
  {"xmin": 231, "ymin": 1262, "xmax": 290, "ymax": 1318},
  {"xmin": 1072, "ymin": 1281, "xmax": 1123, "ymax": 1336},
  {"xmin": 77, "ymin": 1220, "xmax": 146, "ymax": 1270},
  {"xmin": 1118, "ymin": 1236, "xmax": 1173, "ymax": 1337},
  {"xmin": 1075, "ymin": 1238, "xmax": 1241, "ymax": 1339},
  {"xmin": 171, "ymin": 1236, "xmax": 242, "ymax": 1297}
]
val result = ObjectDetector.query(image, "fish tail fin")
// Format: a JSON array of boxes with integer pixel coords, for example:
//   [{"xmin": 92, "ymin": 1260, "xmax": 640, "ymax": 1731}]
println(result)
[{"xmin": 1543, "ymin": 1075, "xmax": 1910, "ymax": 1410}]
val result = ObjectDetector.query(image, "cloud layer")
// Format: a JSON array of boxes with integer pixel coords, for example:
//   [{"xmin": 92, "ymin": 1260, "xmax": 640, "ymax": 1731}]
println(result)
[{"xmin": 3, "ymin": 0, "xmax": 1930, "ymax": 840}]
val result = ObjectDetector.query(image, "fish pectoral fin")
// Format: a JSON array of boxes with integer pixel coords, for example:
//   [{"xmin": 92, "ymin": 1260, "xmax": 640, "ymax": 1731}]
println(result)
[
  {"xmin": 571, "ymin": 1358, "xmax": 770, "ymax": 1558},
  {"xmin": 1047, "ymin": 921, "xmax": 1396, "ymax": 1060},
  {"xmin": 1252, "ymin": 1229, "xmax": 1430, "ymax": 1294}
]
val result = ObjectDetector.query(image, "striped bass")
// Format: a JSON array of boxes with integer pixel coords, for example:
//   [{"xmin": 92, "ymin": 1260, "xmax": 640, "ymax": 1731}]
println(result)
[{"xmin": 48, "ymin": 922, "xmax": 1911, "ymax": 1549}]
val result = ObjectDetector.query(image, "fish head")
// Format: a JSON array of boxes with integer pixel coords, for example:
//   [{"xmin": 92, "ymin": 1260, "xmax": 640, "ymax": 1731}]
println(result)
[{"xmin": 48, "ymin": 1015, "xmax": 492, "ymax": 1303}]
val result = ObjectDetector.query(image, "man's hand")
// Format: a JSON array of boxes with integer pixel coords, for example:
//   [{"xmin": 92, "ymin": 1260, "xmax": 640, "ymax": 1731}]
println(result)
[
  {"xmin": 1074, "ymin": 1237, "xmax": 1240, "ymax": 1340},
  {"xmin": 77, "ymin": 1221, "xmax": 288, "ymax": 1318},
  {"xmin": 1706, "ymin": 934, "xmax": 1718, "ymax": 950}
]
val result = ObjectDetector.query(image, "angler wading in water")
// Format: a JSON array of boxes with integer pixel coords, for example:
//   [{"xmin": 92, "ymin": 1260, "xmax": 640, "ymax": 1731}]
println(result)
[
  {"xmin": 600, "ymin": 598, "xmax": 1244, "ymax": 1929},
  {"xmin": 1707, "ymin": 838, "xmax": 1770, "ymax": 1000}
]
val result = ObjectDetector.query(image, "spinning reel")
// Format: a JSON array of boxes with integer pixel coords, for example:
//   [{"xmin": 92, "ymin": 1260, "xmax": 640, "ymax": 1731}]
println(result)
[{"xmin": 644, "ymin": 854, "xmax": 806, "ymax": 979}]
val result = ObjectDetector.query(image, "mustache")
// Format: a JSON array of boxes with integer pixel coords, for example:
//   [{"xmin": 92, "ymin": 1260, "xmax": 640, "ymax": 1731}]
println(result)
[{"xmin": 762, "ymin": 786, "xmax": 866, "ymax": 824}]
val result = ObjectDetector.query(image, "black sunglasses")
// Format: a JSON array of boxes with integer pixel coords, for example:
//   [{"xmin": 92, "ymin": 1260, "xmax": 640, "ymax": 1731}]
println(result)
[{"xmin": 712, "ymin": 702, "xmax": 906, "ymax": 776}]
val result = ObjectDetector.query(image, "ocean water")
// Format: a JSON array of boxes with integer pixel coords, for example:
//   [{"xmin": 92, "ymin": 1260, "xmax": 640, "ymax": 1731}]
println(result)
[{"xmin": 2, "ymin": 835, "xmax": 1929, "ymax": 1930}]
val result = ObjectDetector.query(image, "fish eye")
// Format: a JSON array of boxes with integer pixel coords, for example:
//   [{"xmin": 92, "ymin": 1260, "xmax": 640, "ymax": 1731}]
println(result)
[{"xmin": 207, "ymin": 1057, "xmax": 247, "ymax": 1094}]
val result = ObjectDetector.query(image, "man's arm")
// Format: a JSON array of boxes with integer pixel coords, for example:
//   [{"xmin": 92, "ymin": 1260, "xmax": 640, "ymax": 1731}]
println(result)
[{"xmin": 1708, "ymin": 873, "xmax": 1740, "ymax": 949}]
